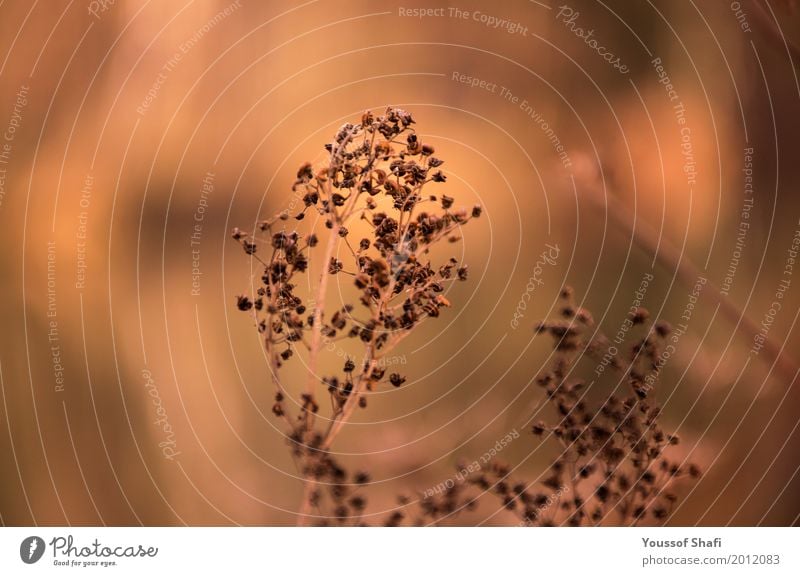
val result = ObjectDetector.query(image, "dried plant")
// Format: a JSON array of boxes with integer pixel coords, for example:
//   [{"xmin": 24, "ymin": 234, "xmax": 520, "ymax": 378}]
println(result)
[
  {"xmin": 233, "ymin": 109, "xmax": 697, "ymax": 527},
  {"xmin": 509, "ymin": 288, "xmax": 700, "ymax": 525},
  {"xmin": 419, "ymin": 287, "xmax": 702, "ymax": 526},
  {"xmin": 233, "ymin": 107, "xmax": 481, "ymax": 525}
]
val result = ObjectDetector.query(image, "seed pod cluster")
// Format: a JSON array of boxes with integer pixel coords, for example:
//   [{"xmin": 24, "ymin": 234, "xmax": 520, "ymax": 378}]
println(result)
[{"xmin": 233, "ymin": 107, "xmax": 480, "ymax": 524}]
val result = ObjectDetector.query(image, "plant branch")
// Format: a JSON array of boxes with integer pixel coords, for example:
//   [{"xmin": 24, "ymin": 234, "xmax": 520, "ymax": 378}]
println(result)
[{"xmin": 590, "ymin": 186, "xmax": 798, "ymax": 384}]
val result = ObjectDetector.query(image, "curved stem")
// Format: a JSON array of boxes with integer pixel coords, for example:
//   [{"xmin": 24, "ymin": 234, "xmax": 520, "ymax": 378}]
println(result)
[
  {"xmin": 322, "ymin": 347, "xmax": 376, "ymax": 450},
  {"xmin": 305, "ymin": 221, "xmax": 339, "ymax": 403},
  {"xmin": 595, "ymin": 188, "xmax": 798, "ymax": 384}
]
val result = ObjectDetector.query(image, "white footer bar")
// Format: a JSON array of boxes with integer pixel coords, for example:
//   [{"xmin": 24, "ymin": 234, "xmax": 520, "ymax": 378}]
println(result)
[{"xmin": 1, "ymin": 527, "xmax": 798, "ymax": 575}]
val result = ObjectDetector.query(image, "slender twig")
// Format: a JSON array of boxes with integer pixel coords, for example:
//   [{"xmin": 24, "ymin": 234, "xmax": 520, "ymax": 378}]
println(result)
[
  {"xmin": 752, "ymin": 0, "xmax": 800, "ymax": 63},
  {"xmin": 589, "ymin": 186, "xmax": 798, "ymax": 384}
]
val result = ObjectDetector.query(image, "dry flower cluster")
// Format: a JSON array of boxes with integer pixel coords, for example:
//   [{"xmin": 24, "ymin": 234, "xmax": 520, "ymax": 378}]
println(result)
[
  {"xmin": 491, "ymin": 287, "xmax": 701, "ymax": 526},
  {"xmin": 372, "ymin": 289, "xmax": 700, "ymax": 526},
  {"xmin": 233, "ymin": 107, "xmax": 481, "ymax": 525}
]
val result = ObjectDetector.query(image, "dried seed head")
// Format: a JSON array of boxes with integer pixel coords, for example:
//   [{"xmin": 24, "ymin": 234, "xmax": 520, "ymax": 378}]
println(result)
[
  {"xmin": 655, "ymin": 321, "xmax": 672, "ymax": 337},
  {"xmin": 236, "ymin": 295, "xmax": 253, "ymax": 311},
  {"xmin": 631, "ymin": 307, "xmax": 650, "ymax": 324}
]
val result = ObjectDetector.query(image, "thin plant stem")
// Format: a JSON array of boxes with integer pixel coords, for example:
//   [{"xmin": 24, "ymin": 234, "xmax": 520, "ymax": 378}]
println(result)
[{"xmin": 593, "ymin": 188, "xmax": 798, "ymax": 384}]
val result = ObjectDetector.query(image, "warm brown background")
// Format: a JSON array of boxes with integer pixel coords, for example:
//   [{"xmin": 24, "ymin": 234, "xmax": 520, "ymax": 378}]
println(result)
[{"xmin": 0, "ymin": 0, "xmax": 798, "ymax": 526}]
